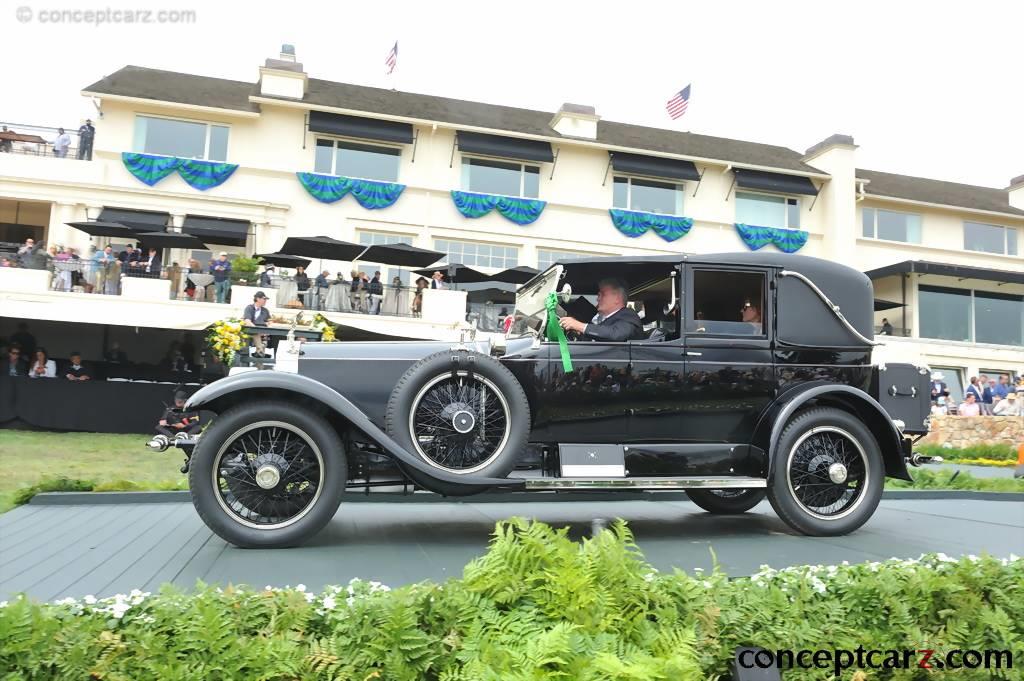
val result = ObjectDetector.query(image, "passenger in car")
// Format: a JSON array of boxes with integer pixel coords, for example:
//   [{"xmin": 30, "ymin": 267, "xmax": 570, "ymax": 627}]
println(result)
[
  {"xmin": 740, "ymin": 300, "xmax": 762, "ymax": 333},
  {"xmin": 558, "ymin": 278, "xmax": 645, "ymax": 342}
]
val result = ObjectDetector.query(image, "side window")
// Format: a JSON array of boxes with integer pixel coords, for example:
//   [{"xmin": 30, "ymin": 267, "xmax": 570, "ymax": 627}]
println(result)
[{"xmin": 687, "ymin": 270, "xmax": 766, "ymax": 336}]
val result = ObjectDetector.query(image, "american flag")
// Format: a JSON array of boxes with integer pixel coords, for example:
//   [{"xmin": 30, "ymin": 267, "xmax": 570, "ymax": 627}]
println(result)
[
  {"xmin": 665, "ymin": 84, "xmax": 691, "ymax": 120},
  {"xmin": 385, "ymin": 41, "xmax": 398, "ymax": 75}
]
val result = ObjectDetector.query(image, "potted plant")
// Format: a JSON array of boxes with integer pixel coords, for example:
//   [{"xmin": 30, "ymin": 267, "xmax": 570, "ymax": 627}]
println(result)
[{"xmin": 230, "ymin": 256, "xmax": 262, "ymax": 285}]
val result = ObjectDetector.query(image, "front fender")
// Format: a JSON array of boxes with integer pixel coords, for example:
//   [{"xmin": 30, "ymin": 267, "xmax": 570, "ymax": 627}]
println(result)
[
  {"xmin": 186, "ymin": 372, "xmax": 525, "ymax": 495},
  {"xmin": 758, "ymin": 382, "xmax": 911, "ymax": 482}
]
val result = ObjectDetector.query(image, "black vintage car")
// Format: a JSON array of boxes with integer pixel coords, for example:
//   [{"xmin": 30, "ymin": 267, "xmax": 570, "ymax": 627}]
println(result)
[{"xmin": 160, "ymin": 252, "xmax": 934, "ymax": 548}]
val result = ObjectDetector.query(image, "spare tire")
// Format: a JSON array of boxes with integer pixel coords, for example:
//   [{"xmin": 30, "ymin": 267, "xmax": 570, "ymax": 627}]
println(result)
[{"xmin": 385, "ymin": 350, "xmax": 530, "ymax": 478}]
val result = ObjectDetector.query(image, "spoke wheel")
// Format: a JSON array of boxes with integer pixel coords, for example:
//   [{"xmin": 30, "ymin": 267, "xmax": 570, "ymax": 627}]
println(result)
[
  {"xmin": 408, "ymin": 371, "xmax": 511, "ymax": 474},
  {"xmin": 786, "ymin": 426, "xmax": 868, "ymax": 520},
  {"xmin": 213, "ymin": 421, "xmax": 325, "ymax": 530}
]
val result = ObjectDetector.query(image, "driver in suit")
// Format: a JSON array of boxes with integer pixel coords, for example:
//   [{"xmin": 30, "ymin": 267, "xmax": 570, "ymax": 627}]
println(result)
[{"xmin": 558, "ymin": 278, "xmax": 644, "ymax": 342}]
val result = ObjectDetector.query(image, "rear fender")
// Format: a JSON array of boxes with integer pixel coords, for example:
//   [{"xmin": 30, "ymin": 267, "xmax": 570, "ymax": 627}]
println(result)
[
  {"xmin": 753, "ymin": 382, "xmax": 912, "ymax": 482},
  {"xmin": 186, "ymin": 372, "xmax": 524, "ymax": 495}
]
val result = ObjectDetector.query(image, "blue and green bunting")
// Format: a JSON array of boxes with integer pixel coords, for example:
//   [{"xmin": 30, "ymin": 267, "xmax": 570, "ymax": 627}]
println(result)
[
  {"xmin": 121, "ymin": 153, "xmax": 182, "ymax": 186},
  {"xmin": 178, "ymin": 159, "xmax": 238, "ymax": 190},
  {"xmin": 295, "ymin": 172, "xmax": 406, "ymax": 209},
  {"xmin": 734, "ymin": 223, "xmax": 809, "ymax": 253},
  {"xmin": 451, "ymin": 190, "xmax": 546, "ymax": 226},
  {"xmin": 121, "ymin": 153, "xmax": 238, "ymax": 191},
  {"xmin": 609, "ymin": 208, "xmax": 693, "ymax": 242}
]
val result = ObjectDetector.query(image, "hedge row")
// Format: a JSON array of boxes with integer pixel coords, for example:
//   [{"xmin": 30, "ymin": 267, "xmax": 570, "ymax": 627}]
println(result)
[
  {"xmin": 915, "ymin": 443, "xmax": 1018, "ymax": 462},
  {"xmin": 1, "ymin": 519, "xmax": 1021, "ymax": 680}
]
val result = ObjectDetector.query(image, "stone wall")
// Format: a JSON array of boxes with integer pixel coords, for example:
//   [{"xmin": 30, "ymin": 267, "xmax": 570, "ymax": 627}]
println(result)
[{"xmin": 920, "ymin": 416, "xmax": 1024, "ymax": 448}]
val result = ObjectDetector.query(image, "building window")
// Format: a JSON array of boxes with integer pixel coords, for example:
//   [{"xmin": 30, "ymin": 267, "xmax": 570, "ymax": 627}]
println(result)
[
  {"xmin": 612, "ymin": 176, "xmax": 683, "ymax": 215},
  {"xmin": 862, "ymin": 207, "xmax": 922, "ymax": 243},
  {"xmin": 356, "ymin": 230, "xmax": 415, "ymax": 285},
  {"xmin": 356, "ymin": 230, "xmax": 413, "ymax": 247},
  {"xmin": 929, "ymin": 365, "xmax": 965, "ymax": 405},
  {"xmin": 974, "ymin": 291, "xmax": 1023, "ymax": 346},
  {"xmin": 434, "ymin": 239, "xmax": 519, "ymax": 269},
  {"xmin": 314, "ymin": 139, "xmax": 400, "ymax": 182},
  {"xmin": 736, "ymin": 191, "xmax": 800, "ymax": 229},
  {"xmin": 537, "ymin": 248, "xmax": 609, "ymax": 271},
  {"xmin": 964, "ymin": 221, "xmax": 1018, "ymax": 256},
  {"xmin": 133, "ymin": 115, "xmax": 229, "ymax": 161},
  {"xmin": 461, "ymin": 158, "xmax": 539, "ymax": 198},
  {"xmin": 918, "ymin": 285, "xmax": 1022, "ymax": 346}
]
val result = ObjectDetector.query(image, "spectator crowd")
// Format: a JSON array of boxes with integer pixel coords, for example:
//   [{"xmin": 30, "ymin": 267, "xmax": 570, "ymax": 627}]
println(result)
[{"xmin": 930, "ymin": 372, "xmax": 1023, "ymax": 417}]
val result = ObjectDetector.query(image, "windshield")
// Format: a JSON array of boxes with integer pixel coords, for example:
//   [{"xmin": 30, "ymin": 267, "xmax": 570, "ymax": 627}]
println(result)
[{"xmin": 506, "ymin": 265, "xmax": 563, "ymax": 338}]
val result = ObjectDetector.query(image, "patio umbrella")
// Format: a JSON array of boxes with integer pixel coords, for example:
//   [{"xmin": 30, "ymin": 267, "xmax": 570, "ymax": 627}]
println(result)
[
  {"xmin": 413, "ymin": 263, "xmax": 491, "ymax": 284},
  {"xmin": 489, "ymin": 265, "xmax": 539, "ymax": 285},
  {"xmin": 356, "ymin": 242, "xmax": 445, "ymax": 268},
  {"xmin": 134, "ymin": 231, "xmax": 209, "ymax": 250},
  {"xmin": 66, "ymin": 220, "xmax": 139, "ymax": 239},
  {"xmin": 254, "ymin": 252, "xmax": 312, "ymax": 269},
  {"xmin": 873, "ymin": 298, "xmax": 905, "ymax": 311},
  {"xmin": 466, "ymin": 287, "xmax": 517, "ymax": 304},
  {"xmin": 279, "ymin": 236, "xmax": 365, "ymax": 262}
]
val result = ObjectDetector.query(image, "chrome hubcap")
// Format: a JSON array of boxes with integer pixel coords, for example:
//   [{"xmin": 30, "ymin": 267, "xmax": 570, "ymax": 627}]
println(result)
[
  {"xmin": 828, "ymin": 462, "xmax": 848, "ymax": 484},
  {"xmin": 452, "ymin": 410, "xmax": 475, "ymax": 433},
  {"xmin": 255, "ymin": 464, "xmax": 281, "ymax": 489}
]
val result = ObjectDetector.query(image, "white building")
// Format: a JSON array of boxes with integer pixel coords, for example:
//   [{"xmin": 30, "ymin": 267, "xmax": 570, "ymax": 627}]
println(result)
[{"xmin": 1, "ymin": 47, "xmax": 1021, "ymax": 397}]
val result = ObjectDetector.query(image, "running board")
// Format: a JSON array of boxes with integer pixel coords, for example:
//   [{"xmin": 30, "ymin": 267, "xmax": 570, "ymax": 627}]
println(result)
[{"xmin": 523, "ymin": 476, "xmax": 767, "ymax": 490}]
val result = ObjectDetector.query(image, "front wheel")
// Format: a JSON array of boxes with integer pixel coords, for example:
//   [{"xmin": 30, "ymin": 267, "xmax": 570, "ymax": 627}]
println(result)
[
  {"xmin": 188, "ymin": 400, "xmax": 346, "ymax": 548},
  {"xmin": 686, "ymin": 488, "xmax": 766, "ymax": 514},
  {"xmin": 767, "ymin": 407, "xmax": 884, "ymax": 536}
]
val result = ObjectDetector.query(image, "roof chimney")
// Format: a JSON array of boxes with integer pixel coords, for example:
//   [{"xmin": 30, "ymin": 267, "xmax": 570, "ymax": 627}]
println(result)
[
  {"xmin": 549, "ymin": 103, "xmax": 600, "ymax": 140},
  {"xmin": 802, "ymin": 134, "xmax": 857, "ymax": 162},
  {"xmin": 1009, "ymin": 173, "xmax": 1024, "ymax": 210},
  {"xmin": 259, "ymin": 44, "xmax": 307, "ymax": 99}
]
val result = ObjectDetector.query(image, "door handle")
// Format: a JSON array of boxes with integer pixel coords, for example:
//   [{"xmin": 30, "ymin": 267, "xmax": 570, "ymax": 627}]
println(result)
[{"xmin": 685, "ymin": 351, "xmax": 702, "ymax": 357}]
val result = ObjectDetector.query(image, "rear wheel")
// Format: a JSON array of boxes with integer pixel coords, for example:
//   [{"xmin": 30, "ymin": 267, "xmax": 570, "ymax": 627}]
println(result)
[
  {"xmin": 188, "ymin": 401, "xmax": 346, "ymax": 548},
  {"xmin": 767, "ymin": 407, "xmax": 883, "ymax": 536},
  {"xmin": 686, "ymin": 488, "xmax": 766, "ymax": 514},
  {"xmin": 386, "ymin": 351, "xmax": 530, "ymax": 478}
]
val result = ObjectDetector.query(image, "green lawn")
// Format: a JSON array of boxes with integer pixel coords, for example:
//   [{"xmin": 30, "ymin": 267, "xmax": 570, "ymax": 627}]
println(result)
[
  {"xmin": 0, "ymin": 430, "xmax": 187, "ymax": 513},
  {"xmin": 2, "ymin": 430, "xmax": 1021, "ymax": 513}
]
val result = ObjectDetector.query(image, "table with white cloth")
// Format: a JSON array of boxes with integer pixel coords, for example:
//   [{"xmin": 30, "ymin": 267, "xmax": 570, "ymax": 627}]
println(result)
[
  {"xmin": 186, "ymin": 273, "xmax": 214, "ymax": 302},
  {"xmin": 276, "ymin": 280, "xmax": 299, "ymax": 306},
  {"xmin": 324, "ymin": 284, "xmax": 351, "ymax": 312},
  {"xmin": 381, "ymin": 288, "xmax": 412, "ymax": 316}
]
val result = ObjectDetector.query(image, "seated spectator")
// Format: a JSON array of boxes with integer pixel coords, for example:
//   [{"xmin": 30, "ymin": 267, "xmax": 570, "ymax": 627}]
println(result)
[
  {"xmin": 148, "ymin": 391, "xmax": 201, "ymax": 449},
  {"xmin": 64, "ymin": 351, "xmax": 92, "ymax": 381},
  {"xmin": 957, "ymin": 392, "xmax": 981, "ymax": 417},
  {"xmin": 242, "ymin": 291, "xmax": 271, "ymax": 357},
  {"xmin": 2, "ymin": 344, "xmax": 27, "ymax": 376},
  {"xmin": 258, "ymin": 264, "xmax": 274, "ymax": 288},
  {"xmin": 28, "ymin": 347, "xmax": 56, "ymax": 378},
  {"xmin": 993, "ymin": 391, "xmax": 1021, "ymax": 416}
]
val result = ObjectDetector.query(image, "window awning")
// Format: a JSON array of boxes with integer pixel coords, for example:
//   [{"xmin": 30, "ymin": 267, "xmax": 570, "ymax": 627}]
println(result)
[
  {"xmin": 865, "ymin": 260, "xmax": 1024, "ymax": 286},
  {"xmin": 181, "ymin": 215, "xmax": 250, "ymax": 248},
  {"xmin": 98, "ymin": 208, "xmax": 169, "ymax": 233},
  {"xmin": 308, "ymin": 111, "xmax": 414, "ymax": 145},
  {"xmin": 610, "ymin": 152, "xmax": 700, "ymax": 182},
  {"xmin": 734, "ymin": 168, "xmax": 819, "ymax": 196},
  {"xmin": 456, "ymin": 131, "xmax": 554, "ymax": 164}
]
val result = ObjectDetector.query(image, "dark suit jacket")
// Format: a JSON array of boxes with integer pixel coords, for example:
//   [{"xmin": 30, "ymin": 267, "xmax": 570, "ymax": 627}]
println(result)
[{"xmin": 581, "ymin": 307, "xmax": 645, "ymax": 342}]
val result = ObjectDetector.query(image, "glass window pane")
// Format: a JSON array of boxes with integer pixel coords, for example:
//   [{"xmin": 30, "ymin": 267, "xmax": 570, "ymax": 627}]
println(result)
[
  {"xmin": 877, "ymin": 209, "xmax": 909, "ymax": 242},
  {"xmin": 905, "ymin": 213, "xmax": 922, "ymax": 243},
  {"xmin": 964, "ymin": 221, "xmax": 1009, "ymax": 254},
  {"xmin": 736, "ymin": 192, "xmax": 786, "ymax": 229},
  {"xmin": 786, "ymin": 198, "xmax": 800, "ymax": 228},
  {"xmin": 314, "ymin": 139, "xmax": 334, "ymax": 174},
  {"xmin": 137, "ymin": 116, "xmax": 206, "ymax": 158},
  {"xmin": 1007, "ymin": 228, "xmax": 1018, "ymax": 256},
  {"xmin": 433, "ymin": 239, "xmax": 518, "ymax": 268},
  {"xmin": 612, "ymin": 177, "xmax": 628, "ymax": 208},
  {"xmin": 689, "ymin": 270, "xmax": 766, "ymax": 335},
  {"xmin": 523, "ymin": 165, "xmax": 540, "ymax": 198},
  {"xmin": 336, "ymin": 141, "xmax": 400, "ymax": 182},
  {"xmin": 629, "ymin": 178, "xmax": 680, "ymax": 215},
  {"xmin": 974, "ymin": 292, "xmax": 1023, "ymax": 346},
  {"xmin": 919, "ymin": 285, "xmax": 972, "ymax": 342},
  {"xmin": 464, "ymin": 158, "xmax": 524, "ymax": 196},
  {"xmin": 862, "ymin": 208, "xmax": 875, "ymax": 237},
  {"xmin": 208, "ymin": 125, "xmax": 229, "ymax": 162}
]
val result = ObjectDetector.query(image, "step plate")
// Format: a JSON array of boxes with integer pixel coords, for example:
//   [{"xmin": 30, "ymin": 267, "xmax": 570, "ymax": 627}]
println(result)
[{"xmin": 524, "ymin": 476, "xmax": 767, "ymax": 490}]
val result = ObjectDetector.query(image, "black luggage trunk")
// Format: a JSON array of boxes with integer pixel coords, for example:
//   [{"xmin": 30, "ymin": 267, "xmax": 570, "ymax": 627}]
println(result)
[{"xmin": 870, "ymin": 363, "xmax": 931, "ymax": 434}]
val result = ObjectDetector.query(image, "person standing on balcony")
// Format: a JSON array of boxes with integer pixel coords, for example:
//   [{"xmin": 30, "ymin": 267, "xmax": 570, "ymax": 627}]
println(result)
[
  {"xmin": 0, "ymin": 126, "xmax": 13, "ymax": 153},
  {"xmin": 880, "ymin": 318, "xmax": 894, "ymax": 335},
  {"xmin": 210, "ymin": 252, "xmax": 232, "ymax": 304},
  {"xmin": 368, "ymin": 271, "xmax": 383, "ymax": 314},
  {"xmin": 76, "ymin": 119, "xmax": 95, "ymax": 160},
  {"xmin": 143, "ymin": 247, "xmax": 162, "ymax": 277},
  {"xmin": 294, "ymin": 265, "xmax": 310, "ymax": 307},
  {"xmin": 93, "ymin": 245, "xmax": 116, "ymax": 294},
  {"xmin": 53, "ymin": 128, "xmax": 71, "ymax": 158}
]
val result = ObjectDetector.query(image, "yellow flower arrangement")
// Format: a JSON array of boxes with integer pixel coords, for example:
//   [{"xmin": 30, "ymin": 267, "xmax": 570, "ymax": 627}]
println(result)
[
  {"xmin": 312, "ymin": 313, "xmax": 338, "ymax": 342},
  {"xmin": 207, "ymin": 317, "xmax": 246, "ymax": 365}
]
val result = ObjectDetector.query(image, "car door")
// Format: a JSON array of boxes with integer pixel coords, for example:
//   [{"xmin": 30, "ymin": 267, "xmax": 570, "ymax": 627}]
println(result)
[{"xmin": 678, "ymin": 265, "xmax": 777, "ymax": 445}]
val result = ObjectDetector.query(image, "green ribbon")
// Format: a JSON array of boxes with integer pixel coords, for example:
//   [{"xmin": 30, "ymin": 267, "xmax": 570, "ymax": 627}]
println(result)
[{"xmin": 545, "ymin": 292, "xmax": 573, "ymax": 372}]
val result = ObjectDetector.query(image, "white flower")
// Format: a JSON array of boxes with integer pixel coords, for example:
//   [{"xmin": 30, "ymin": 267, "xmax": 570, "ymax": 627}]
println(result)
[
  {"xmin": 322, "ymin": 596, "xmax": 336, "ymax": 610},
  {"xmin": 84, "ymin": 595, "xmax": 97, "ymax": 605},
  {"xmin": 295, "ymin": 584, "xmax": 306, "ymax": 592}
]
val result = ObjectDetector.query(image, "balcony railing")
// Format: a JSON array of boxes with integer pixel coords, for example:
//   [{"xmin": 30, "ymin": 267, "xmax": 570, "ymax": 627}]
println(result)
[{"xmin": 0, "ymin": 121, "xmax": 93, "ymax": 160}]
